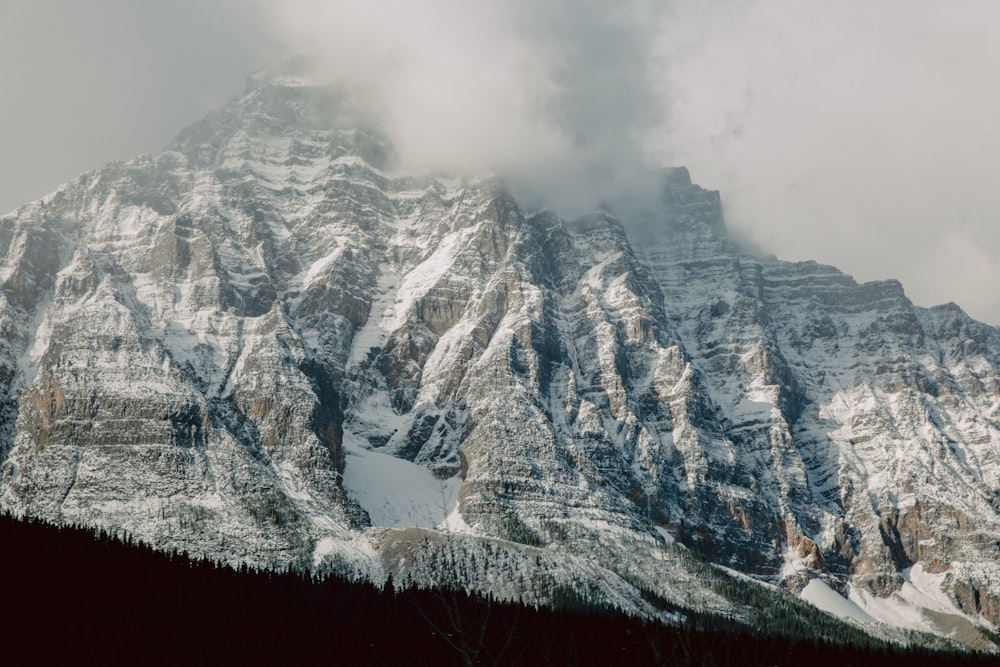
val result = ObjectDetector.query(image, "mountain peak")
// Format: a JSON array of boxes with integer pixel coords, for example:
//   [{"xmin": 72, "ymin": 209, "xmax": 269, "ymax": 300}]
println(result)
[
  {"xmin": 2, "ymin": 67, "xmax": 1000, "ymax": 649},
  {"xmin": 660, "ymin": 165, "xmax": 692, "ymax": 187},
  {"xmin": 243, "ymin": 57, "xmax": 320, "ymax": 93}
]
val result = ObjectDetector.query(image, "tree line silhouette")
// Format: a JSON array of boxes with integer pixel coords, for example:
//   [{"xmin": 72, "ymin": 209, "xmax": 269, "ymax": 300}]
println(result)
[{"xmin": 1, "ymin": 513, "xmax": 996, "ymax": 665}]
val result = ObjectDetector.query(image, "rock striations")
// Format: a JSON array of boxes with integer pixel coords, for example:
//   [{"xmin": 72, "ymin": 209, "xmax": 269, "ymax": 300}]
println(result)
[{"xmin": 2, "ymin": 68, "xmax": 1000, "ymax": 643}]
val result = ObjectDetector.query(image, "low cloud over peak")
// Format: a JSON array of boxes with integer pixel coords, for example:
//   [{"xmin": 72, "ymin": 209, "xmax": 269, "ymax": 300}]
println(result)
[
  {"xmin": 246, "ymin": 0, "xmax": 672, "ymax": 215},
  {"xmin": 4, "ymin": 1, "xmax": 1000, "ymax": 323}
]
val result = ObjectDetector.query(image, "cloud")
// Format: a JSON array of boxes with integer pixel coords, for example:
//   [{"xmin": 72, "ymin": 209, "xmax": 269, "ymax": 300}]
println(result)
[
  {"xmin": 246, "ymin": 0, "xmax": 670, "ymax": 214},
  {"xmin": 6, "ymin": 1, "xmax": 998, "ymax": 325},
  {"xmin": 0, "ymin": 0, "xmax": 264, "ymax": 214},
  {"xmin": 657, "ymin": 0, "xmax": 1000, "ymax": 324}
]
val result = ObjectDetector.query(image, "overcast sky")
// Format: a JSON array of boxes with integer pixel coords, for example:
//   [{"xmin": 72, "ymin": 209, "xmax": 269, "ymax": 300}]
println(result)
[{"xmin": 2, "ymin": 1, "xmax": 999, "ymax": 323}]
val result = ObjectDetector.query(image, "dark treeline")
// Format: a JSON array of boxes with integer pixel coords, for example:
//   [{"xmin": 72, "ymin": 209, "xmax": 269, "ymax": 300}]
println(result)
[{"xmin": 1, "ymin": 514, "xmax": 996, "ymax": 666}]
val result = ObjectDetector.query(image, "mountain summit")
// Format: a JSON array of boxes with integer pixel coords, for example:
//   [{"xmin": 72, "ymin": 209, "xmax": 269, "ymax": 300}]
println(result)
[{"xmin": 3, "ymin": 70, "xmax": 1000, "ymax": 646}]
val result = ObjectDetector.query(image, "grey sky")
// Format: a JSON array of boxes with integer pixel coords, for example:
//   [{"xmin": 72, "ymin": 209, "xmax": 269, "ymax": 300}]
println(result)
[
  {"xmin": 658, "ymin": 1, "xmax": 1000, "ymax": 324},
  {"xmin": 0, "ymin": 1, "xmax": 267, "ymax": 213},
  {"xmin": 2, "ymin": 1, "xmax": 999, "ymax": 323}
]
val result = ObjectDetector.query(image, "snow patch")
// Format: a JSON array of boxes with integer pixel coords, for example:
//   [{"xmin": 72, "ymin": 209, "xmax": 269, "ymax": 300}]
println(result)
[
  {"xmin": 801, "ymin": 579, "xmax": 876, "ymax": 624},
  {"xmin": 303, "ymin": 248, "xmax": 342, "ymax": 288},
  {"xmin": 347, "ymin": 263, "xmax": 402, "ymax": 366},
  {"xmin": 653, "ymin": 526, "xmax": 676, "ymax": 544},
  {"xmin": 849, "ymin": 564, "xmax": 982, "ymax": 637},
  {"xmin": 342, "ymin": 433, "xmax": 462, "ymax": 529},
  {"xmin": 441, "ymin": 504, "xmax": 472, "ymax": 534},
  {"xmin": 386, "ymin": 227, "xmax": 473, "ymax": 331}
]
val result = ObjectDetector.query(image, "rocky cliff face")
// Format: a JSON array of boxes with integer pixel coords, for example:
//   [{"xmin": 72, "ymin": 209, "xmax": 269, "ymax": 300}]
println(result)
[{"xmin": 3, "ymin": 68, "xmax": 1000, "ymax": 642}]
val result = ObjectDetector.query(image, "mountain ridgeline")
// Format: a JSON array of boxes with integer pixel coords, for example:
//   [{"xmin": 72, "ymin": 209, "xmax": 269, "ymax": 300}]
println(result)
[{"xmin": 2, "ymin": 67, "xmax": 1000, "ymax": 646}]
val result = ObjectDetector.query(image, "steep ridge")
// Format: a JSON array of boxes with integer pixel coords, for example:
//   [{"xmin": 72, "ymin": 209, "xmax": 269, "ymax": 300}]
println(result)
[
  {"xmin": 638, "ymin": 170, "xmax": 1000, "ymax": 635},
  {"xmin": 1, "ymin": 68, "xmax": 999, "ymax": 644}
]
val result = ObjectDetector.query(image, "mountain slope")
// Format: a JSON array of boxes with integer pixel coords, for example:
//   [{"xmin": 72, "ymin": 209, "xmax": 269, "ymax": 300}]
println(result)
[{"xmin": 2, "ymin": 67, "xmax": 1000, "ymax": 645}]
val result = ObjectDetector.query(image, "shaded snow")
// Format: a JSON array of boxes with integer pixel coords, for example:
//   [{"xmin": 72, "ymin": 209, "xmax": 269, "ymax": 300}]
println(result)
[
  {"xmin": 347, "ymin": 262, "xmax": 401, "ymax": 366},
  {"xmin": 342, "ymin": 434, "xmax": 462, "ymax": 529},
  {"xmin": 653, "ymin": 525, "xmax": 676, "ymax": 544}
]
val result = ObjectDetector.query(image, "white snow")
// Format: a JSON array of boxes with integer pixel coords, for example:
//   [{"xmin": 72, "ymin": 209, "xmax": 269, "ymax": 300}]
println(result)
[
  {"xmin": 347, "ymin": 262, "xmax": 402, "ymax": 366},
  {"xmin": 342, "ymin": 433, "xmax": 463, "ymax": 529},
  {"xmin": 385, "ymin": 228, "xmax": 470, "ymax": 331},
  {"xmin": 801, "ymin": 578, "xmax": 876, "ymax": 624},
  {"xmin": 653, "ymin": 525, "xmax": 676, "ymax": 544},
  {"xmin": 848, "ymin": 563, "xmax": 985, "ymax": 637},
  {"xmin": 311, "ymin": 534, "xmax": 382, "ymax": 579},
  {"xmin": 441, "ymin": 504, "xmax": 472, "ymax": 533},
  {"xmin": 302, "ymin": 248, "xmax": 342, "ymax": 288}
]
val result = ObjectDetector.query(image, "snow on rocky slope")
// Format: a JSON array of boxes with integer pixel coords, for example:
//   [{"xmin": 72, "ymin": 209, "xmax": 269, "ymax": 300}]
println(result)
[{"xmin": 2, "ymin": 65, "xmax": 1000, "ymax": 646}]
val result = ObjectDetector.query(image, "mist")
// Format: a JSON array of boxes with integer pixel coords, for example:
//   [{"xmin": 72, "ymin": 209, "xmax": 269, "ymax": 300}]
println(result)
[
  {"xmin": 248, "ymin": 0, "xmax": 671, "ymax": 215},
  {"xmin": 0, "ymin": 1, "xmax": 265, "ymax": 215},
  {"xmin": 657, "ymin": 1, "xmax": 1000, "ymax": 324},
  {"xmin": 3, "ymin": 1, "xmax": 999, "ymax": 323}
]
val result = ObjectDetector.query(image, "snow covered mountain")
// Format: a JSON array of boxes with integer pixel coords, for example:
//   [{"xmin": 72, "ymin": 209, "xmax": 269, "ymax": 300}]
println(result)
[{"xmin": 2, "ymin": 66, "xmax": 1000, "ymax": 647}]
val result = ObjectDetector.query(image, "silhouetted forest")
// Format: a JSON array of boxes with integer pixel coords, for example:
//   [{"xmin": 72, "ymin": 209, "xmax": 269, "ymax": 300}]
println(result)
[{"xmin": 1, "ymin": 514, "xmax": 996, "ymax": 666}]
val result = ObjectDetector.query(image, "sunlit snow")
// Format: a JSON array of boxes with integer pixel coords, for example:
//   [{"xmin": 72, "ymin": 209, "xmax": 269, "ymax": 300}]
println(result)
[
  {"xmin": 848, "ymin": 563, "xmax": 982, "ymax": 637},
  {"xmin": 800, "ymin": 579, "xmax": 875, "ymax": 625}
]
